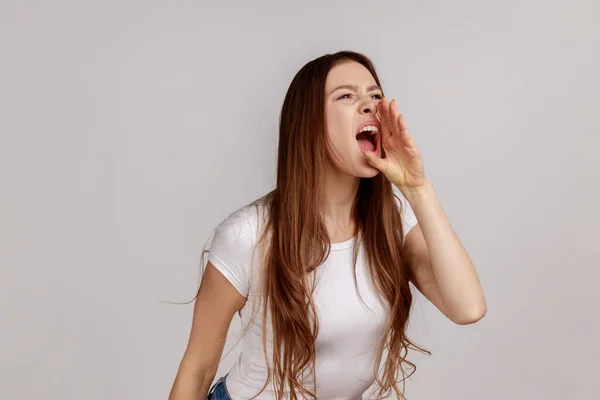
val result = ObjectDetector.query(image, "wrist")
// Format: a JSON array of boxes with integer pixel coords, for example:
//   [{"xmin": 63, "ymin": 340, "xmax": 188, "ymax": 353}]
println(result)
[{"xmin": 397, "ymin": 180, "xmax": 435, "ymax": 203}]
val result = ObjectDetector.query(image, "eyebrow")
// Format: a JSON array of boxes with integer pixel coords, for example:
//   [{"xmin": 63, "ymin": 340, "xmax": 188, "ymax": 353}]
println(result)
[{"xmin": 328, "ymin": 84, "xmax": 382, "ymax": 96}]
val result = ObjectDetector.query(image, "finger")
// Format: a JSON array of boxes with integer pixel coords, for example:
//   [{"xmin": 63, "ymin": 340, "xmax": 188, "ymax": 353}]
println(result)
[
  {"xmin": 375, "ymin": 105, "xmax": 384, "ymax": 132},
  {"xmin": 389, "ymin": 101, "xmax": 415, "ymax": 147},
  {"xmin": 397, "ymin": 114, "xmax": 416, "ymax": 148},
  {"xmin": 379, "ymin": 97, "xmax": 395, "ymax": 138},
  {"xmin": 376, "ymin": 98, "xmax": 388, "ymax": 131},
  {"xmin": 389, "ymin": 100, "xmax": 405, "ymax": 136},
  {"xmin": 385, "ymin": 98, "xmax": 396, "ymax": 133}
]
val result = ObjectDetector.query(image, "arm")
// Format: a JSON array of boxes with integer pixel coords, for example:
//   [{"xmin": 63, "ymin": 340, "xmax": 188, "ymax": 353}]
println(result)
[
  {"xmin": 402, "ymin": 181, "xmax": 487, "ymax": 325},
  {"xmin": 169, "ymin": 262, "xmax": 246, "ymax": 399},
  {"xmin": 366, "ymin": 97, "xmax": 485, "ymax": 325}
]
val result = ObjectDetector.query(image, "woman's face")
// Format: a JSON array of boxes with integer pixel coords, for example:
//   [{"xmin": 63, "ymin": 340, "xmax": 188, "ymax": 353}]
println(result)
[{"xmin": 324, "ymin": 60, "xmax": 383, "ymax": 178}]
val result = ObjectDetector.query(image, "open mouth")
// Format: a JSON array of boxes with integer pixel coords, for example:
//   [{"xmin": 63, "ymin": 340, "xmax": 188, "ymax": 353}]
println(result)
[{"xmin": 356, "ymin": 125, "xmax": 379, "ymax": 153}]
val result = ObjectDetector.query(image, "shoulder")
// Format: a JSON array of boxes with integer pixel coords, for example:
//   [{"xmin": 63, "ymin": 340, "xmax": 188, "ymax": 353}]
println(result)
[
  {"xmin": 212, "ymin": 194, "xmax": 269, "ymax": 243},
  {"xmin": 207, "ymin": 195, "xmax": 270, "ymax": 296}
]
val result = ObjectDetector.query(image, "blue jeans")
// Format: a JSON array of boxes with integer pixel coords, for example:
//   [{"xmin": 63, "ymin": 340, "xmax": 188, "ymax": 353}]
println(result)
[{"xmin": 207, "ymin": 375, "xmax": 232, "ymax": 400}]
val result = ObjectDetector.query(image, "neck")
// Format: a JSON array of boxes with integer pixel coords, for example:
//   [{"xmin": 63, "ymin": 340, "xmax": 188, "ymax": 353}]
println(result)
[{"xmin": 319, "ymin": 164, "xmax": 360, "ymax": 242}]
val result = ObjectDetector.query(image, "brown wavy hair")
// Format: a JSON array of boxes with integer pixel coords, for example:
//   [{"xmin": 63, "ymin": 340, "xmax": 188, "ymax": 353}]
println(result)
[
  {"xmin": 177, "ymin": 50, "xmax": 431, "ymax": 399},
  {"xmin": 246, "ymin": 51, "xmax": 430, "ymax": 399}
]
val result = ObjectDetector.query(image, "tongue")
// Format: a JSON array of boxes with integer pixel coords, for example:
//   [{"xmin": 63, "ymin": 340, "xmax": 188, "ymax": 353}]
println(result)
[{"xmin": 357, "ymin": 138, "xmax": 375, "ymax": 152}]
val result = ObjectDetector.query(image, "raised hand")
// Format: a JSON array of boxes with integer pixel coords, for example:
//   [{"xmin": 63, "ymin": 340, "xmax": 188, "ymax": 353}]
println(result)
[{"xmin": 365, "ymin": 97, "xmax": 427, "ymax": 189}]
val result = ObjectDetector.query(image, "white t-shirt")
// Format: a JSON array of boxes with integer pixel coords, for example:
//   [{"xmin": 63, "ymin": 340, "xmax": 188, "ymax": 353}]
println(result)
[{"xmin": 207, "ymin": 191, "xmax": 418, "ymax": 399}]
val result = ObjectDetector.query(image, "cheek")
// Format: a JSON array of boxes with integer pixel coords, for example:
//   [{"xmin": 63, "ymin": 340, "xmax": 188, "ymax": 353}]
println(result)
[
  {"xmin": 327, "ymin": 125, "xmax": 354, "ymax": 156},
  {"xmin": 327, "ymin": 113, "xmax": 352, "ymax": 141},
  {"xmin": 325, "ymin": 106, "xmax": 358, "ymax": 160}
]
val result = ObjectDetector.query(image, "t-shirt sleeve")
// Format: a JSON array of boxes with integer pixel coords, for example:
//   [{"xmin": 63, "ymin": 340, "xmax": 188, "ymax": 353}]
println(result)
[
  {"xmin": 207, "ymin": 211, "xmax": 255, "ymax": 297},
  {"xmin": 395, "ymin": 191, "xmax": 418, "ymax": 237}
]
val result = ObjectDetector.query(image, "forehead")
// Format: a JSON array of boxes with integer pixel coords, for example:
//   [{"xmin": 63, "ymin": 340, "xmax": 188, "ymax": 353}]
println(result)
[{"xmin": 325, "ymin": 60, "xmax": 377, "ymax": 89}]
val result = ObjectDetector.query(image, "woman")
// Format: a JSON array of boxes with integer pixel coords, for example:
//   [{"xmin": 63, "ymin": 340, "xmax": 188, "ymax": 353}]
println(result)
[{"xmin": 169, "ymin": 51, "xmax": 486, "ymax": 400}]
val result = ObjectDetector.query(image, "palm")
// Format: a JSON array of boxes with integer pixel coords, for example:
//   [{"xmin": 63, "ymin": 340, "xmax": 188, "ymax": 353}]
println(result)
[{"xmin": 368, "ymin": 97, "xmax": 426, "ymax": 188}]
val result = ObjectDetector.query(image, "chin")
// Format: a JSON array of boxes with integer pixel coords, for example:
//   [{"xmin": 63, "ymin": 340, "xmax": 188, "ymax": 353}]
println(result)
[
  {"xmin": 359, "ymin": 167, "xmax": 380, "ymax": 178},
  {"xmin": 354, "ymin": 162, "xmax": 380, "ymax": 178},
  {"xmin": 328, "ymin": 149, "xmax": 381, "ymax": 178}
]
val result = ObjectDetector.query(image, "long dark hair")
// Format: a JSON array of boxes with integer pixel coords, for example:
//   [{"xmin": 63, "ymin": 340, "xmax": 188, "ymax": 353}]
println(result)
[{"xmin": 250, "ymin": 50, "xmax": 430, "ymax": 399}]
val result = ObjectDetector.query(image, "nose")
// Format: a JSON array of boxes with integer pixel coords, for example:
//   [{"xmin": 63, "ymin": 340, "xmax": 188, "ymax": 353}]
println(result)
[{"xmin": 359, "ymin": 97, "xmax": 379, "ymax": 115}]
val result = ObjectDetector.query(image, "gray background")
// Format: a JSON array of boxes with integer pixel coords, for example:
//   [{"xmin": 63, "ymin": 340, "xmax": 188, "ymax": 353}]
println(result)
[{"xmin": 1, "ymin": 1, "xmax": 598, "ymax": 399}]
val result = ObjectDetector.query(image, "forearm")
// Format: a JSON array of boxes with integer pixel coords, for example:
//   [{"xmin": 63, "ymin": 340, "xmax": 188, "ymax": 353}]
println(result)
[
  {"xmin": 169, "ymin": 368, "xmax": 214, "ymax": 400},
  {"xmin": 400, "ymin": 181, "xmax": 486, "ymax": 320}
]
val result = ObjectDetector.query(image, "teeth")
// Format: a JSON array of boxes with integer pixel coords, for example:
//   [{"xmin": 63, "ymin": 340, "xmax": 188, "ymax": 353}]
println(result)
[{"xmin": 359, "ymin": 125, "xmax": 379, "ymax": 134}]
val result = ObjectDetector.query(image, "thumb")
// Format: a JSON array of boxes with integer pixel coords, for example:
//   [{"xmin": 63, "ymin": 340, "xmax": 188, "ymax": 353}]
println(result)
[{"xmin": 365, "ymin": 150, "xmax": 386, "ymax": 172}]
